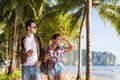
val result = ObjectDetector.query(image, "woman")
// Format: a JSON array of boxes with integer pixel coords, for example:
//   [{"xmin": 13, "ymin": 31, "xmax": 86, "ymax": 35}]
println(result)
[{"xmin": 44, "ymin": 34, "xmax": 74, "ymax": 80}]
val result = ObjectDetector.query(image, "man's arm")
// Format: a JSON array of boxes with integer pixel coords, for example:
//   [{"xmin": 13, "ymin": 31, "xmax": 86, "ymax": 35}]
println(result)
[{"xmin": 35, "ymin": 36, "xmax": 44, "ymax": 67}]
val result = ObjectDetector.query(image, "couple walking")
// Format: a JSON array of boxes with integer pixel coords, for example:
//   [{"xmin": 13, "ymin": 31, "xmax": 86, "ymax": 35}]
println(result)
[{"xmin": 18, "ymin": 20, "xmax": 74, "ymax": 80}]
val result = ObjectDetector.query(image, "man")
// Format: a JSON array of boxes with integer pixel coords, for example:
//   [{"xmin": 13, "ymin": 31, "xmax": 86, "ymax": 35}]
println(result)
[{"xmin": 18, "ymin": 20, "xmax": 44, "ymax": 80}]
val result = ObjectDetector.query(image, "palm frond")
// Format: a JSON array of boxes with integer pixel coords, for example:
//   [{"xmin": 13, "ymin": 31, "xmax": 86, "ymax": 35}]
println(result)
[
  {"xmin": 100, "ymin": 0, "xmax": 119, "ymax": 4},
  {"xmin": 98, "ymin": 4, "xmax": 120, "ymax": 35},
  {"xmin": 0, "ymin": 23, "xmax": 6, "ymax": 34},
  {"xmin": 58, "ymin": 0, "xmax": 85, "ymax": 15},
  {"xmin": 68, "ymin": 7, "xmax": 84, "ymax": 34},
  {"xmin": 28, "ymin": 0, "xmax": 46, "ymax": 19}
]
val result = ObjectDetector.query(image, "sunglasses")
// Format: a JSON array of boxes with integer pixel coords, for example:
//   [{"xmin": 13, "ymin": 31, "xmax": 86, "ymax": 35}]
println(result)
[{"xmin": 33, "ymin": 26, "xmax": 37, "ymax": 29}]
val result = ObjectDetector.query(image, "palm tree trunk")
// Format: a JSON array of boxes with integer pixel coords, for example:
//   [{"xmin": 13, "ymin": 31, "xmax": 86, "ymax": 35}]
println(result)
[
  {"xmin": 4, "ymin": 25, "xmax": 9, "ymax": 73},
  {"xmin": 8, "ymin": 10, "xmax": 18, "ymax": 75},
  {"xmin": 86, "ymin": 0, "xmax": 92, "ymax": 80},
  {"xmin": 5, "ymin": 40, "xmax": 9, "ymax": 73},
  {"xmin": 76, "ymin": 10, "xmax": 86, "ymax": 80},
  {"xmin": 16, "ymin": 25, "xmax": 21, "ymax": 70}
]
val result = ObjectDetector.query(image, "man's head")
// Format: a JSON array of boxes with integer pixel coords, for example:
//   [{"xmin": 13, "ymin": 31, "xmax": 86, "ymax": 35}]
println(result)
[{"xmin": 25, "ymin": 20, "xmax": 37, "ymax": 34}]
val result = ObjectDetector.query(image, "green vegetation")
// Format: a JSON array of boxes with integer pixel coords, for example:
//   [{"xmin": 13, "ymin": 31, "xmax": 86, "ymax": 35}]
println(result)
[{"xmin": 0, "ymin": 70, "xmax": 21, "ymax": 80}]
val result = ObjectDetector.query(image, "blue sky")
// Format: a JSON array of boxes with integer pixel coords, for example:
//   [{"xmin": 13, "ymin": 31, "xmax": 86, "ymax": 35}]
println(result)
[{"xmin": 82, "ymin": 8, "xmax": 120, "ymax": 64}]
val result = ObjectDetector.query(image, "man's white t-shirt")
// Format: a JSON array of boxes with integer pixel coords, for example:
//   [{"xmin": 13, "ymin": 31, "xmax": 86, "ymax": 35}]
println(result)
[{"xmin": 23, "ymin": 36, "xmax": 38, "ymax": 66}]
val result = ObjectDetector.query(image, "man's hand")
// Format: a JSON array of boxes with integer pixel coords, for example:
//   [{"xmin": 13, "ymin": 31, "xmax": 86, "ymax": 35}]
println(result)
[
  {"xmin": 26, "ymin": 49, "xmax": 33, "ymax": 57},
  {"xmin": 35, "ymin": 61, "xmax": 41, "ymax": 68}
]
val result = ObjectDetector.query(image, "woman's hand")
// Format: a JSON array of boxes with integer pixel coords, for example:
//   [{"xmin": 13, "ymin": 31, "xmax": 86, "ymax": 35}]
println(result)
[
  {"xmin": 61, "ymin": 36, "xmax": 68, "ymax": 41},
  {"xmin": 61, "ymin": 36, "xmax": 74, "ymax": 53}
]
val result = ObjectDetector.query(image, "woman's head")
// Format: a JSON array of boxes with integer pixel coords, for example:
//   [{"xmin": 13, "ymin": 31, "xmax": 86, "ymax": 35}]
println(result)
[{"xmin": 52, "ymin": 33, "xmax": 62, "ymax": 46}]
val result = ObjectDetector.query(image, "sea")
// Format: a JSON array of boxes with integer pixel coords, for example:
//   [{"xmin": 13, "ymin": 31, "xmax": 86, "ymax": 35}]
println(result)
[{"xmin": 64, "ymin": 66, "xmax": 120, "ymax": 80}]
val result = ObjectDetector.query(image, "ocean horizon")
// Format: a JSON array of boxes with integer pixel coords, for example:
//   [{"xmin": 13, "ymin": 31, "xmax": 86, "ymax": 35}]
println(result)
[{"xmin": 64, "ymin": 65, "xmax": 120, "ymax": 80}]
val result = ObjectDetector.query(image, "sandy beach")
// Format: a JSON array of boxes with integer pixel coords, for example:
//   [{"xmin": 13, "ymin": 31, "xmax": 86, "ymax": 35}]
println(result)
[
  {"xmin": 12, "ymin": 65, "xmax": 120, "ymax": 80},
  {"xmin": 41, "ymin": 72, "xmax": 104, "ymax": 80}
]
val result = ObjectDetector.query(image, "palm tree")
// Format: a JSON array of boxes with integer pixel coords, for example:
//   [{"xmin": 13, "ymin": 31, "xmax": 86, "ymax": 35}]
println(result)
[
  {"xmin": 8, "ymin": 9, "xmax": 18, "ymax": 75},
  {"xmin": 86, "ymin": 0, "xmax": 92, "ymax": 80},
  {"xmin": 38, "ymin": 0, "xmax": 85, "ymax": 45},
  {"xmin": 85, "ymin": 1, "xmax": 119, "ymax": 80},
  {"xmin": 76, "ymin": 10, "xmax": 86, "ymax": 80},
  {"xmin": 0, "ymin": 0, "xmax": 46, "ymax": 74}
]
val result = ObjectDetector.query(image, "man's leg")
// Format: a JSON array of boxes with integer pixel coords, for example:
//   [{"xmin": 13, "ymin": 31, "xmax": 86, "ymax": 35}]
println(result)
[
  {"xmin": 31, "ymin": 66, "xmax": 41, "ymax": 80},
  {"xmin": 22, "ymin": 66, "xmax": 30, "ymax": 80}
]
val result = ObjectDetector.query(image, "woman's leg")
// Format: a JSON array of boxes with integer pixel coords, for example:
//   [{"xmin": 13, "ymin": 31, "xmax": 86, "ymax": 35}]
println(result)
[
  {"xmin": 57, "ymin": 73, "xmax": 65, "ymax": 80},
  {"xmin": 48, "ymin": 76, "xmax": 55, "ymax": 80}
]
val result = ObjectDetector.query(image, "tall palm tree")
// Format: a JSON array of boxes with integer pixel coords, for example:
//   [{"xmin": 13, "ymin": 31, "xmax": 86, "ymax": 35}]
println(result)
[
  {"xmin": 86, "ymin": 0, "xmax": 92, "ymax": 80},
  {"xmin": 8, "ymin": 9, "xmax": 18, "ymax": 75},
  {"xmin": 76, "ymin": 10, "xmax": 86, "ymax": 80},
  {"xmin": 85, "ymin": 1, "xmax": 119, "ymax": 80}
]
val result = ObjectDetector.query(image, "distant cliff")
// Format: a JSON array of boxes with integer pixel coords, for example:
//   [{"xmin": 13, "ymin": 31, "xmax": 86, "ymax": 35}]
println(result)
[{"xmin": 62, "ymin": 49, "xmax": 116, "ymax": 66}]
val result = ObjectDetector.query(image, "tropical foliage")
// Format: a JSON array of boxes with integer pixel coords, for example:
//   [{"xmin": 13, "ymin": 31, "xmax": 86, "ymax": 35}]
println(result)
[
  {"xmin": 0, "ymin": 0, "xmax": 120, "ymax": 79},
  {"xmin": 98, "ymin": 4, "xmax": 120, "ymax": 34}
]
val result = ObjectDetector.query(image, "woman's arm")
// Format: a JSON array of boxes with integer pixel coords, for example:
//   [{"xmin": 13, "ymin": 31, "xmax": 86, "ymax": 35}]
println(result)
[
  {"xmin": 43, "ymin": 53, "xmax": 51, "ymax": 63},
  {"xmin": 61, "ymin": 36, "xmax": 74, "ymax": 53}
]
